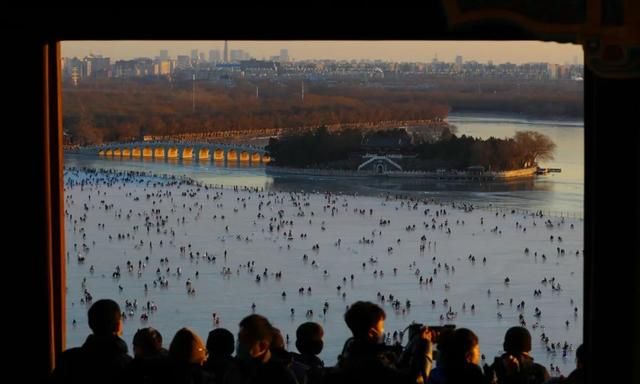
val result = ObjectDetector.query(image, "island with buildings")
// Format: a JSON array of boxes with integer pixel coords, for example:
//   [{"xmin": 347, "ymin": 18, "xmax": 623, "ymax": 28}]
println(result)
[{"xmin": 265, "ymin": 125, "xmax": 556, "ymax": 180}]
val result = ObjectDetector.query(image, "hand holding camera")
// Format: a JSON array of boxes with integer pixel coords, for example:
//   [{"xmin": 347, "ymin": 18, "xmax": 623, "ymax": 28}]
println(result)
[{"xmin": 424, "ymin": 324, "xmax": 456, "ymax": 344}]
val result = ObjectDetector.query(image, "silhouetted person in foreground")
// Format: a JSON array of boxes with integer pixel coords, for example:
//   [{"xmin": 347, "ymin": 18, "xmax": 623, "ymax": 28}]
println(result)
[
  {"xmin": 50, "ymin": 299, "xmax": 132, "ymax": 384},
  {"xmin": 291, "ymin": 322, "xmax": 325, "ymax": 384},
  {"xmin": 486, "ymin": 326, "xmax": 549, "ymax": 384},
  {"xmin": 563, "ymin": 344, "xmax": 585, "ymax": 384},
  {"xmin": 125, "ymin": 327, "xmax": 169, "ymax": 384},
  {"xmin": 224, "ymin": 314, "xmax": 298, "ymax": 384},
  {"xmin": 164, "ymin": 327, "xmax": 213, "ymax": 384},
  {"xmin": 429, "ymin": 328, "xmax": 489, "ymax": 384},
  {"xmin": 544, "ymin": 344, "xmax": 585, "ymax": 384},
  {"xmin": 203, "ymin": 328, "xmax": 236, "ymax": 384},
  {"xmin": 330, "ymin": 301, "xmax": 433, "ymax": 384}
]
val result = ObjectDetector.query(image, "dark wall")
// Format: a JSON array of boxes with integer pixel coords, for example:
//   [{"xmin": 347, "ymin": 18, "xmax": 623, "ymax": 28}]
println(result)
[
  {"xmin": 9, "ymin": 36, "xmax": 54, "ymax": 383},
  {"xmin": 583, "ymin": 68, "xmax": 640, "ymax": 382}
]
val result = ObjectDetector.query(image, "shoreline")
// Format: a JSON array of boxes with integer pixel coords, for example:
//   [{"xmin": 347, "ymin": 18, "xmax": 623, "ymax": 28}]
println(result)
[
  {"xmin": 64, "ymin": 151, "xmax": 539, "ymax": 181},
  {"xmin": 448, "ymin": 111, "xmax": 584, "ymax": 126},
  {"xmin": 265, "ymin": 165, "xmax": 539, "ymax": 181},
  {"xmin": 64, "ymin": 165, "xmax": 580, "ymax": 219}
]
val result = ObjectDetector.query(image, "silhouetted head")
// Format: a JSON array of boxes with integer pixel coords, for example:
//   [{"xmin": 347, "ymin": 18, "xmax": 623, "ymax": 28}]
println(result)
[
  {"xmin": 344, "ymin": 301, "xmax": 386, "ymax": 342},
  {"xmin": 237, "ymin": 314, "xmax": 274, "ymax": 361},
  {"xmin": 88, "ymin": 299, "xmax": 122, "ymax": 336},
  {"xmin": 169, "ymin": 328, "xmax": 206, "ymax": 365},
  {"xmin": 503, "ymin": 326, "xmax": 532, "ymax": 355},
  {"xmin": 206, "ymin": 328, "xmax": 234, "ymax": 358},
  {"xmin": 441, "ymin": 328, "xmax": 481, "ymax": 367},
  {"xmin": 271, "ymin": 327, "xmax": 285, "ymax": 351},
  {"xmin": 133, "ymin": 327, "xmax": 163, "ymax": 358},
  {"xmin": 576, "ymin": 344, "xmax": 585, "ymax": 368},
  {"xmin": 296, "ymin": 322, "xmax": 324, "ymax": 356}
]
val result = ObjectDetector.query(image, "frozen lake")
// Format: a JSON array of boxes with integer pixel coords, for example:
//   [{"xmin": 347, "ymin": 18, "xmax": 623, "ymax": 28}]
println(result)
[
  {"xmin": 65, "ymin": 113, "xmax": 585, "ymax": 217},
  {"xmin": 64, "ymin": 166, "xmax": 583, "ymax": 375}
]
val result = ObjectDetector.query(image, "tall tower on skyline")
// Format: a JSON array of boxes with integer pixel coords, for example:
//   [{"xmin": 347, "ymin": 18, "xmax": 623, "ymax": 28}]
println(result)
[{"xmin": 224, "ymin": 40, "xmax": 229, "ymax": 63}]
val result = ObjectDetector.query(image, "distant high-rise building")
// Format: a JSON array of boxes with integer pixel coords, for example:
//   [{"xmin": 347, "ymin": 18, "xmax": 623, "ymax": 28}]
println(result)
[
  {"xmin": 160, "ymin": 49, "xmax": 169, "ymax": 60},
  {"xmin": 70, "ymin": 65, "xmax": 81, "ymax": 86},
  {"xmin": 113, "ymin": 58, "xmax": 154, "ymax": 78},
  {"xmin": 224, "ymin": 40, "xmax": 229, "ymax": 63},
  {"xmin": 547, "ymin": 63, "xmax": 559, "ymax": 79},
  {"xmin": 83, "ymin": 55, "xmax": 110, "ymax": 79},
  {"xmin": 177, "ymin": 55, "xmax": 191, "ymax": 69},
  {"xmin": 190, "ymin": 49, "xmax": 199, "ymax": 66},
  {"xmin": 199, "ymin": 52, "xmax": 206, "ymax": 63},
  {"xmin": 455, "ymin": 55, "xmax": 463, "ymax": 71},
  {"xmin": 280, "ymin": 49, "xmax": 289, "ymax": 62},
  {"xmin": 65, "ymin": 57, "xmax": 83, "ymax": 83},
  {"xmin": 209, "ymin": 49, "xmax": 221, "ymax": 63},
  {"xmin": 157, "ymin": 60, "xmax": 171, "ymax": 76},
  {"xmin": 230, "ymin": 49, "xmax": 246, "ymax": 63}
]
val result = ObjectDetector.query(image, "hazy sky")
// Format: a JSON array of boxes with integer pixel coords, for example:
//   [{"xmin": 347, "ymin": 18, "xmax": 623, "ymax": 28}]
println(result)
[{"xmin": 62, "ymin": 40, "xmax": 583, "ymax": 65}]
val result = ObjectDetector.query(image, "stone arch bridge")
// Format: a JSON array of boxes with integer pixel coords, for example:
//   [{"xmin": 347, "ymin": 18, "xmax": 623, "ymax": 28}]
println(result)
[{"xmin": 92, "ymin": 142, "xmax": 271, "ymax": 163}]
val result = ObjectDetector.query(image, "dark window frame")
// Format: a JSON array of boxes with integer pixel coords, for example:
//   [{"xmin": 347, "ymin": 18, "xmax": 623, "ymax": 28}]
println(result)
[{"xmin": 17, "ymin": 7, "xmax": 639, "ymax": 384}]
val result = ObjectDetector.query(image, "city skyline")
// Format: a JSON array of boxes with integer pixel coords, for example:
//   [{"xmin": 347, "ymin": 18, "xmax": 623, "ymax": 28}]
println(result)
[{"xmin": 62, "ymin": 40, "xmax": 583, "ymax": 65}]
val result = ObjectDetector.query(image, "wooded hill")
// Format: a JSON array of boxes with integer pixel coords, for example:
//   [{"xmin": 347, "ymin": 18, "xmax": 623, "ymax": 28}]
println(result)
[{"xmin": 62, "ymin": 77, "xmax": 580, "ymax": 145}]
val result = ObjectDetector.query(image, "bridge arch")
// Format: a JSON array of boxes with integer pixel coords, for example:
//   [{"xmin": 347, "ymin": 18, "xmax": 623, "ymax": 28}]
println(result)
[
  {"xmin": 227, "ymin": 149, "xmax": 238, "ymax": 161},
  {"xmin": 167, "ymin": 147, "xmax": 179, "ymax": 159},
  {"xmin": 122, "ymin": 148, "xmax": 131, "ymax": 157},
  {"xmin": 182, "ymin": 147, "xmax": 194, "ymax": 160},
  {"xmin": 198, "ymin": 148, "xmax": 210, "ymax": 161},
  {"xmin": 251, "ymin": 152, "xmax": 261, "ymax": 162},
  {"xmin": 262, "ymin": 153, "xmax": 271, "ymax": 163},
  {"xmin": 132, "ymin": 147, "xmax": 141, "ymax": 158},
  {"xmin": 357, "ymin": 155, "xmax": 402, "ymax": 172},
  {"xmin": 113, "ymin": 148, "xmax": 122, "ymax": 157},
  {"xmin": 213, "ymin": 148, "xmax": 225, "ymax": 161},
  {"xmin": 143, "ymin": 147, "xmax": 153, "ymax": 158},
  {"xmin": 154, "ymin": 147, "xmax": 165, "ymax": 159},
  {"xmin": 240, "ymin": 151, "xmax": 250, "ymax": 162}
]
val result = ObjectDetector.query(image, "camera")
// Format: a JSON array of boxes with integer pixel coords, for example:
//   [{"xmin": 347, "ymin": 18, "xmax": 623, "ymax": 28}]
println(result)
[
  {"xmin": 427, "ymin": 324, "xmax": 456, "ymax": 344},
  {"xmin": 398, "ymin": 323, "xmax": 456, "ymax": 374},
  {"xmin": 406, "ymin": 323, "xmax": 456, "ymax": 344}
]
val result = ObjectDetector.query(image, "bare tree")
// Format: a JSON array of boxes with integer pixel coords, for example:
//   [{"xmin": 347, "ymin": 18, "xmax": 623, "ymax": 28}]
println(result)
[{"xmin": 514, "ymin": 131, "xmax": 556, "ymax": 167}]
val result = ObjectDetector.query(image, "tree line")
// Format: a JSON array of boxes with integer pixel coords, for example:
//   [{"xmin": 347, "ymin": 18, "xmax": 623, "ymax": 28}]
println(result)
[
  {"xmin": 316, "ymin": 78, "xmax": 583, "ymax": 119},
  {"xmin": 415, "ymin": 130, "xmax": 556, "ymax": 170},
  {"xmin": 62, "ymin": 77, "xmax": 579, "ymax": 145},
  {"xmin": 62, "ymin": 79, "xmax": 448, "ymax": 145}
]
